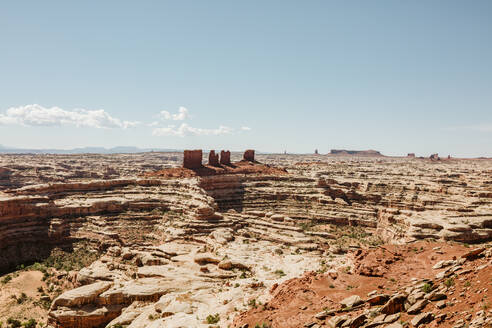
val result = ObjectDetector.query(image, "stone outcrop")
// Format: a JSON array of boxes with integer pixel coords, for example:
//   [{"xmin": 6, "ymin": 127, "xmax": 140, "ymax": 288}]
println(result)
[
  {"xmin": 208, "ymin": 150, "xmax": 219, "ymax": 166},
  {"xmin": 233, "ymin": 242, "xmax": 492, "ymax": 328},
  {"xmin": 0, "ymin": 178, "xmax": 216, "ymax": 273},
  {"xmin": 243, "ymin": 149, "xmax": 255, "ymax": 162},
  {"xmin": 220, "ymin": 150, "xmax": 231, "ymax": 165},
  {"xmin": 0, "ymin": 152, "xmax": 492, "ymax": 328},
  {"xmin": 183, "ymin": 149, "xmax": 203, "ymax": 169}
]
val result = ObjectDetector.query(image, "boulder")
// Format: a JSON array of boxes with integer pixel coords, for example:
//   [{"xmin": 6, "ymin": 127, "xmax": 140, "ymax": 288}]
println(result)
[
  {"xmin": 380, "ymin": 294, "xmax": 406, "ymax": 315},
  {"xmin": 410, "ymin": 312, "xmax": 434, "ymax": 326},
  {"xmin": 194, "ymin": 253, "xmax": 221, "ymax": 265},
  {"xmin": 366, "ymin": 294, "xmax": 390, "ymax": 306},
  {"xmin": 340, "ymin": 295, "xmax": 363, "ymax": 308},
  {"xmin": 407, "ymin": 299, "xmax": 428, "ymax": 314},
  {"xmin": 51, "ymin": 281, "xmax": 112, "ymax": 309}
]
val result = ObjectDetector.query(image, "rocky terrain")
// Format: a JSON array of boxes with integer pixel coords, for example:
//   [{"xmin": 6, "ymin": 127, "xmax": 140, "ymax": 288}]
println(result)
[{"xmin": 0, "ymin": 152, "xmax": 491, "ymax": 328}]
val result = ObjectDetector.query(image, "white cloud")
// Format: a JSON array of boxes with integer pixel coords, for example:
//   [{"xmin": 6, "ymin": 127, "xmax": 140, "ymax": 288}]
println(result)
[
  {"xmin": 241, "ymin": 126, "xmax": 252, "ymax": 131},
  {"xmin": 0, "ymin": 104, "xmax": 138, "ymax": 129},
  {"xmin": 159, "ymin": 106, "xmax": 190, "ymax": 121},
  {"xmin": 152, "ymin": 123, "xmax": 234, "ymax": 137}
]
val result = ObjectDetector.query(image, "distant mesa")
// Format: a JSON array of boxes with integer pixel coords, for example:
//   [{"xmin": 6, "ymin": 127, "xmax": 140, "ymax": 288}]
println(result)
[
  {"xmin": 329, "ymin": 149, "xmax": 383, "ymax": 156},
  {"xmin": 407, "ymin": 153, "xmax": 416, "ymax": 158}
]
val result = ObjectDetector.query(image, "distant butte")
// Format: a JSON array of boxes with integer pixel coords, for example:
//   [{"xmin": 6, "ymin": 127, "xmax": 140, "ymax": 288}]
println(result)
[{"xmin": 329, "ymin": 149, "xmax": 383, "ymax": 156}]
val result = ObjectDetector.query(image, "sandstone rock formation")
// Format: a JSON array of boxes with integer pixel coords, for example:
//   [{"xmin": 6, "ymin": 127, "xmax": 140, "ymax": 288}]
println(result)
[
  {"xmin": 208, "ymin": 150, "xmax": 219, "ymax": 166},
  {"xmin": 243, "ymin": 149, "xmax": 255, "ymax": 162},
  {"xmin": 220, "ymin": 150, "xmax": 231, "ymax": 165},
  {"xmin": 183, "ymin": 149, "xmax": 203, "ymax": 169},
  {"xmin": 0, "ymin": 152, "xmax": 491, "ymax": 328},
  {"xmin": 430, "ymin": 153, "xmax": 439, "ymax": 160}
]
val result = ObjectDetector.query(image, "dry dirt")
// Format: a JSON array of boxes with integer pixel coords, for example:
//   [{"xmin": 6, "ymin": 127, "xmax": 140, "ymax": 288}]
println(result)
[{"xmin": 232, "ymin": 241, "xmax": 492, "ymax": 328}]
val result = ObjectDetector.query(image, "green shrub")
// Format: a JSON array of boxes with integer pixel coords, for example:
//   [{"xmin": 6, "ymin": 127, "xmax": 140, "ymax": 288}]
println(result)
[
  {"xmin": 422, "ymin": 283, "xmax": 433, "ymax": 293},
  {"xmin": 16, "ymin": 293, "xmax": 28, "ymax": 304},
  {"xmin": 22, "ymin": 319, "xmax": 36, "ymax": 328},
  {"xmin": 444, "ymin": 277, "xmax": 454, "ymax": 287},
  {"xmin": 1, "ymin": 275, "xmax": 12, "ymax": 284},
  {"xmin": 206, "ymin": 313, "xmax": 220, "ymax": 324},
  {"xmin": 7, "ymin": 318, "xmax": 21, "ymax": 328}
]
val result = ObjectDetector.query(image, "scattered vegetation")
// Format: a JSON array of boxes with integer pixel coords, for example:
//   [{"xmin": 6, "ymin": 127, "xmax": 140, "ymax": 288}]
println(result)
[
  {"xmin": 444, "ymin": 277, "xmax": 455, "ymax": 287},
  {"xmin": 16, "ymin": 293, "xmax": 28, "ymax": 304},
  {"xmin": 38, "ymin": 245, "xmax": 99, "ymax": 272},
  {"xmin": 254, "ymin": 323, "xmax": 272, "ymax": 328},
  {"xmin": 7, "ymin": 318, "xmax": 21, "ymax": 328},
  {"xmin": 21, "ymin": 319, "xmax": 36, "ymax": 328},
  {"xmin": 422, "ymin": 282, "xmax": 434, "ymax": 293},
  {"xmin": 206, "ymin": 313, "xmax": 220, "ymax": 324},
  {"xmin": 1, "ymin": 275, "xmax": 12, "ymax": 284},
  {"xmin": 274, "ymin": 269, "xmax": 286, "ymax": 277}
]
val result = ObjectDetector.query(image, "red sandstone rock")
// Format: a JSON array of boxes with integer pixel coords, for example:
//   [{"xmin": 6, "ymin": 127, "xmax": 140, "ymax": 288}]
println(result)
[
  {"xmin": 183, "ymin": 150, "xmax": 203, "ymax": 169},
  {"xmin": 220, "ymin": 150, "xmax": 231, "ymax": 166},
  {"xmin": 243, "ymin": 149, "xmax": 255, "ymax": 162},
  {"xmin": 208, "ymin": 150, "xmax": 219, "ymax": 167}
]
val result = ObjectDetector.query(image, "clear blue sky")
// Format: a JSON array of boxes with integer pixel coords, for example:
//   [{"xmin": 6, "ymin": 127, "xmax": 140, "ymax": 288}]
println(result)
[{"xmin": 1, "ymin": 1, "xmax": 491, "ymax": 156}]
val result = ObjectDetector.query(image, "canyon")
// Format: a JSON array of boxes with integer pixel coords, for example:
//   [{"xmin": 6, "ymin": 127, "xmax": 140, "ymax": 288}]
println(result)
[{"xmin": 0, "ymin": 152, "xmax": 490, "ymax": 328}]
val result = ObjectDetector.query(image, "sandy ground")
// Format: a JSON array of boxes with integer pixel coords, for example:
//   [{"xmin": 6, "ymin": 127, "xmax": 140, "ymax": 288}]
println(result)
[{"xmin": 0, "ymin": 270, "xmax": 48, "ymax": 324}]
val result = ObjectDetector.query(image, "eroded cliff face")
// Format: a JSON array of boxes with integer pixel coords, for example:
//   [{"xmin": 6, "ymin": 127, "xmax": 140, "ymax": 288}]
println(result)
[
  {"xmin": 199, "ymin": 158, "xmax": 492, "ymax": 245},
  {"xmin": 0, "ymin": 153, "xmax": 491, "ymax": 328},
  {"xmin": 0, "ymin": 178, "xmax": 215, "ymax": 273}
]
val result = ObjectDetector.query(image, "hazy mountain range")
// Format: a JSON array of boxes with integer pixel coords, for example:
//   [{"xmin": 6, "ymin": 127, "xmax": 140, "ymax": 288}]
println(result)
[{"xmin": 0, "ymin": 145, "xmax": 180, "ymax": 154}]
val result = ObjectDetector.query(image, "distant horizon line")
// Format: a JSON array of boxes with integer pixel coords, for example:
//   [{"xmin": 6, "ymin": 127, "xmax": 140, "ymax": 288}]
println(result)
[{"xmin": 0, "ymin": 144, "xmax": 490, "ymax": 159}]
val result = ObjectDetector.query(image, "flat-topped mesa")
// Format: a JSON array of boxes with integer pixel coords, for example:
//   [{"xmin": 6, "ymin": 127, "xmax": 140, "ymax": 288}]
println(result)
[
  {"xmin": 208, "ymin": 150, "xmax": 219, "ymax": 167},
  {"xmin": 407, "ymin": 153, "xmax": 415, "ymax": 158},
  {"xmin": 183, "ymin": 149, "xmax": 203, "ymax": 169},
  {"xmin": 220, "ymin": 150, "xmax": 231, "ymax": 165},
  {"xmin": 243, "ymin": 149, "xmax": 255, "ymax": 162}
]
